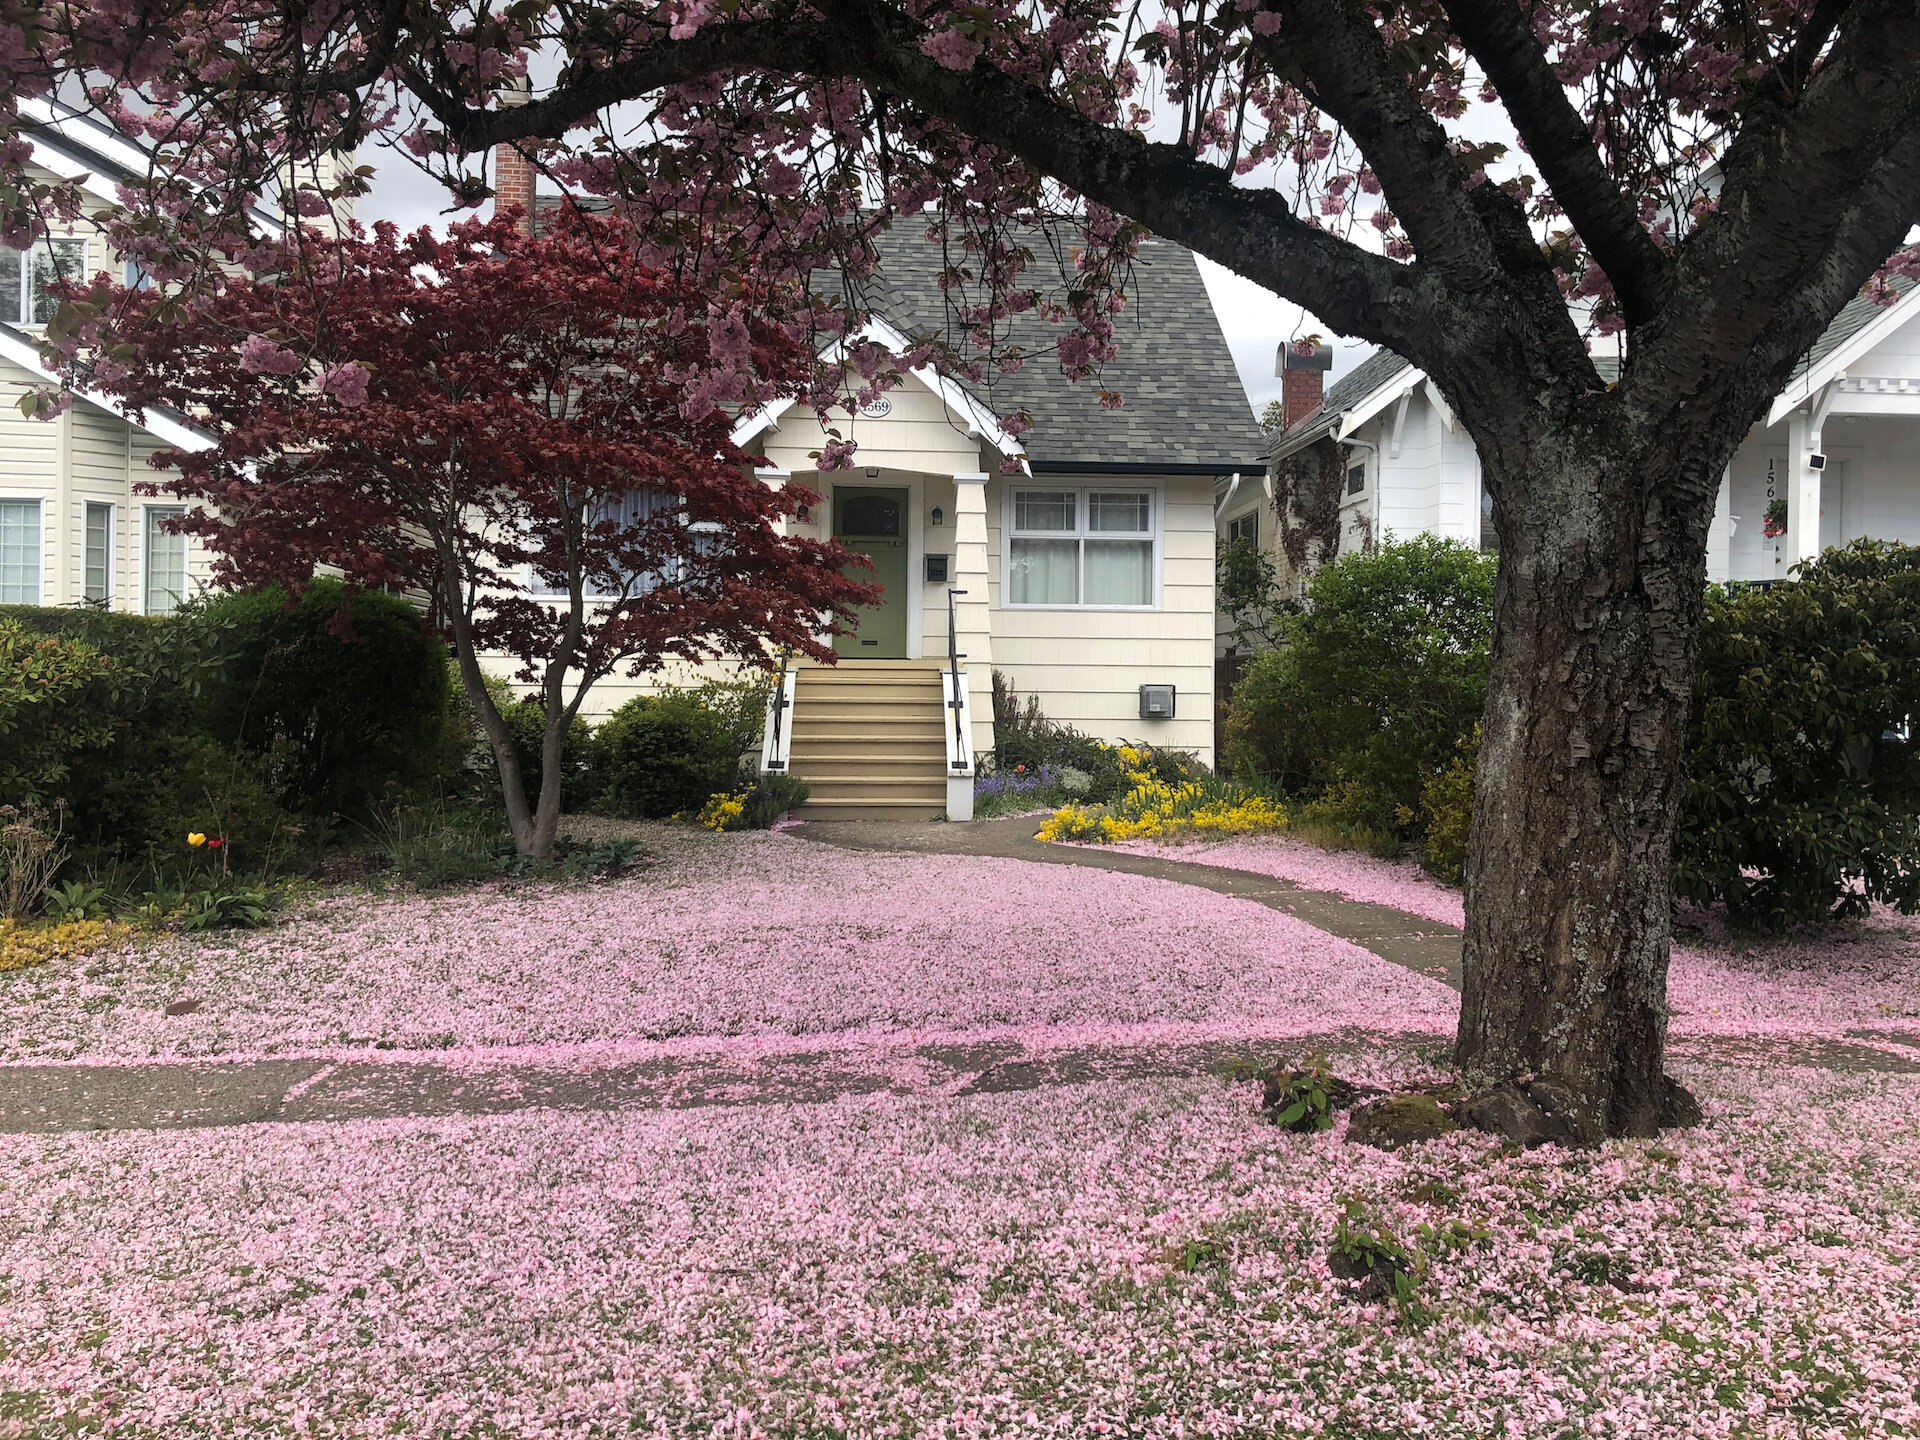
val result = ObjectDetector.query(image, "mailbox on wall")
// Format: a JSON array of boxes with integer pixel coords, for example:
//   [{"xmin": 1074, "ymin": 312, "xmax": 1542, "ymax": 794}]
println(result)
[
  {"xmin": 924, "ymin": 554, "xmax": 950, "ymax": 583},
  {"xmin": 1138, "ymin": 684, "xmax": 1176, "ymax": 720}
]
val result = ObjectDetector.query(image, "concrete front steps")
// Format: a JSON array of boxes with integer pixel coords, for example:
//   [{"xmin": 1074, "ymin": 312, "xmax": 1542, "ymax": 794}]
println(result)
[{"xmin": 788, "ymin": 661, "xmax": 951, "ymax": 819}]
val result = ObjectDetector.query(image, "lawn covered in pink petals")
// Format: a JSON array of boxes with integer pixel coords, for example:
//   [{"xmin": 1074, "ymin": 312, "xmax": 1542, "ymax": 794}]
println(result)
[
  {"xmin": 0, "ymin": 830, "xmax": 1455, "ymax": 1063},
  {"xmin": 3, "ymin": 1063, "xmax": 1917, "ymax": 1437},
  {"xmin": 1118, "ymin": 833, "xmax": 1920, "ymax": 1040}
]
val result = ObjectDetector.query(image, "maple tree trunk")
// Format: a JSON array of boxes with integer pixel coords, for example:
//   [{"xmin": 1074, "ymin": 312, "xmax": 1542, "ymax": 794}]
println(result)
[{"xmin": 1455, "ymin": 438, "xmax": 1714, "ymax": 1139}]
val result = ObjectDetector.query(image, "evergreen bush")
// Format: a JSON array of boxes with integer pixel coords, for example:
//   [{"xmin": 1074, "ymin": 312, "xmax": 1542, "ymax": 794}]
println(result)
[
  {"xmin": 196, "ymin": 580, "xmax": 452, "ymax": 817},
  {"xmin": 1224, "ymin": 537, "xmax": 1494, "ymax": 839},
  {"xmin": 1676, "ymin": 541, "xmax": 1920, "ymax": 930},
  {"xmin": 598, "ymin": 680, "xmax": 769, "ymax": 819}
]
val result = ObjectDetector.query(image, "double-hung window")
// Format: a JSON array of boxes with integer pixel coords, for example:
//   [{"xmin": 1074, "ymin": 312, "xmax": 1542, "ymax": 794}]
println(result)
[
  {"xmin": 144, "ymin": 505, "xmax": 188, "ymax": 614},
  {"xmin": 84, "ymin": 502, "xmax": 114, "ymax": 603},
  {"xmin": 0, "ymin": 239, "xmax": 87, "ymax": 327},
  {"xmin": 1008, "ymin": 487, "xmax": 1156, "ymax": 607},
  {"xmin": 0, "ymin": 499, "xmax": 41, "ymax": 603}
]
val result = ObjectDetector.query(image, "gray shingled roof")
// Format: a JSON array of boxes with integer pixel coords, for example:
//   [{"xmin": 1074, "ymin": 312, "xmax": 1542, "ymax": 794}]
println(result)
[
  {"xmin": 862, "ymin": 227, "xmax": 1268, "ymax": 473},
  {"xmin": 1795, "ymin": 276, "xmax": 1915, "ymax": 377},
  {"xmin": 536, "ymin": 204, "xmax": 1267, "ymax": 471}
]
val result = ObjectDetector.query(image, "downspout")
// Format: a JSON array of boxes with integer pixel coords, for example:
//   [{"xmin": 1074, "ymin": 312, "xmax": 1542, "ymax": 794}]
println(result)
[{"xmin": 1214, "ymin": 471, "xmax": 1243, "ymax": 519}]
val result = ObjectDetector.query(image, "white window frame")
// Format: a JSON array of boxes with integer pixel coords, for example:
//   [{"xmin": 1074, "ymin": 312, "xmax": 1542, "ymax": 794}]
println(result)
[
  {"xmin": 1226, "ymin": 511, "xmax": 1259, "ymax": 547},
  {"xmin": 1002, "ymin": 483, "xmax": 1162, "ymax": 611},
  {"xmin": 141, "ymin": 503, "xmax": 189, "ymax": 615},
  {"xmin": 0, "ymin": 237, "xmax": 87, "ymax": 329},
  {"xmin": 0, "ymin": 498, "xmax": 44, "ymax": 605},
  {"xmin": 83, "ymin": 500, "xmax": 115, "ymax": 604}
]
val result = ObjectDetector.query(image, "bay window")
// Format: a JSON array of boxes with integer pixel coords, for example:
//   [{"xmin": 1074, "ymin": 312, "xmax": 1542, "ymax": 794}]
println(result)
[{"xmin": 1007, "ymin": 487, "xmax": 1156, "ymax": 607}]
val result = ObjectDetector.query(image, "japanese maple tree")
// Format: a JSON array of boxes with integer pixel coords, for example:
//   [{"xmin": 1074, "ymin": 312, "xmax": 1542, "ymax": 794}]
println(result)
[
  {"xmin": 71, "ymin": 210, "xmax": 872, "ymax": 858},
  {"xmin": 13, "ymin": 0, "xmax": 1920, "ymax": 1135}
]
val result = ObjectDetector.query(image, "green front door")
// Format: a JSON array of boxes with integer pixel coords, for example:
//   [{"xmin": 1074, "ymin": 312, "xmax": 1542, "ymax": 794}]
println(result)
[{"xmin": 834, "ymin": 487, "xmax": 910, "ymax": 659}]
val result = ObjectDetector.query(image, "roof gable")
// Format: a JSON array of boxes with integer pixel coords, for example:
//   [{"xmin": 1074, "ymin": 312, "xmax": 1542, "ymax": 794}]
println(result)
[{"xmin": 862, "ymin": 228, "xmax": 1267, "ymax": 473}]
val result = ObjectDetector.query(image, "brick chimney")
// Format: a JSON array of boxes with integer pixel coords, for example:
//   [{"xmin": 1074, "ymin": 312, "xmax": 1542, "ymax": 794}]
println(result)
[
  {"xmin": 1277, "ymin": 341, "xmax": 1333, "ymax": 429},
  {"xmin": 493, "ymin": 78, "xmax": 536, "ymax": 236}
]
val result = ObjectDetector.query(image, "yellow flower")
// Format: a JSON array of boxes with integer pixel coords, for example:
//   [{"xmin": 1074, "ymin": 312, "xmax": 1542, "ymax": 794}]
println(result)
[{"xmin": 187, "ymin": 832, "xmax": 207, "ymax": 847}]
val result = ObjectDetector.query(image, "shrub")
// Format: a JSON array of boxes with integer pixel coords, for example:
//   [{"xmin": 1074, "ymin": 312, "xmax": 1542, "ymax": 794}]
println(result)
[
  {"xmin": 1418, "ymin": 728, "xmax": 1479, "ymax": 884},
  {"xmin": 598, "ymin": 680, "xmax": 769, "ymax": 819},
  {"xmin": 0, "ymin": 803, "xmax": 66, "ymax": 919},
  {"xmin": 988, "ymin": 672, "xmax": 1195, "ymax": 803},
  {"xmin": 0, "ymin": 916, "xmax": 129, "ymax": 972},
  {"xmin": 481, "ymin": 675, "xmax": 602, "ymax": 813},
  {"xmin": 0, "ymin": 622, "xmax": 116, "ymax": 805},
  {"xmin": 698, "ymin": 772, "xmax": 811, "ymax": 832},
  {"xmin": 1676, "ymin": 541, "xmax": 1920, "ymax": 930},
  {"xmin": 196, "ymin": 580, "xmax": 452, "ymax": 818},
  {"xmin": 1224, "ymin": 536, "xmax": 1494, "ymax": 839}
]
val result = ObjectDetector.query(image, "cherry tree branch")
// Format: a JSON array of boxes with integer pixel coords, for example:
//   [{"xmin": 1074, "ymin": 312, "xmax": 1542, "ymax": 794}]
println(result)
[
  {"xmin": 1440, "ymin": 0, "xmax": 1672, "ymax": 328},
  {"xmin": 1255, "ymin": 0, "xmax": 1504, "ymax": 293},
  {"xmin": 1639, "ymin": 0, "xmax": 1920, "ymax": 404}
]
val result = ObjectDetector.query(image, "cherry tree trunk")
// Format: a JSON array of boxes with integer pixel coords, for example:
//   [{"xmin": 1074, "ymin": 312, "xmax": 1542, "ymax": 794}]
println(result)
[{"xmin": 1455, "ymin": 440, "xmax": 1714, "ymax": 1140}]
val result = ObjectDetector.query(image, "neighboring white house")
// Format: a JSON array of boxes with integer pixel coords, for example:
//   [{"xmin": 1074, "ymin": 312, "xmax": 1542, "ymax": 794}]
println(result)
[
  {"xmin": 1224, "ymin": 278, "xmax": 1920, "ymax": 634},
  {"xmin": 0, "ymin": 101, "xmax": 240, "ymax": 616}
]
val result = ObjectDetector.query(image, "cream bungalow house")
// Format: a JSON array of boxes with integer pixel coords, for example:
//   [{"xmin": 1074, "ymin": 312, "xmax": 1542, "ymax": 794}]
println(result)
[
  {"xmin": 723, "ymin": 227, "xmax": 1265, "ymax": 816},
  {"xmin": 1227, "ymin": 279, "xmax": 1920, "ymax": 625}
]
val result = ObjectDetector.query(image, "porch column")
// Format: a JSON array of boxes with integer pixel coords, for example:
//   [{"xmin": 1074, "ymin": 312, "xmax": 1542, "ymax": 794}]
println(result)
[
  {"xmin": 949, "ymin": 472, "xmax": 996, "ymax": 765},
  {"xmin": 1785, "ymin": 406, "xmax": 1826, "ymax": 571},
  {"xmin": 1705, "ymin": 464, "xmax": 1732, "ymax": 584}
]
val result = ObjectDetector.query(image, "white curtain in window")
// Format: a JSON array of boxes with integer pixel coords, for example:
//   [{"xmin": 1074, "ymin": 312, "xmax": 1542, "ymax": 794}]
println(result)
[
  {"xmin": 1009, "ymin": 538, "xmax": 1078, "ymax": 605},
  {"xmin": 1088, "ymin": 492, "xmax": 1150, "ymax": 533},
  {"xmin": 0, "ymin": 500, "xmax": 41, "ymax": 604},
  {"xmin": 84, "ymin": 503, "xmax": 113, "ymax": 602},
  {"xmin": 144, "ymin": 506, "xmax": 187, "ymax": 615},
  {"xmin": 1085, "ymin": 540, "xmax": 1152, "ymax": 605}
]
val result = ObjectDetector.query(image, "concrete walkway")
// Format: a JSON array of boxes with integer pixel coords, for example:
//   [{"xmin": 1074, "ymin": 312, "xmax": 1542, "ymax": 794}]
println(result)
[{"xmin": 6, "ymin": 817, "xmax": 1918, "ymax": 1138}]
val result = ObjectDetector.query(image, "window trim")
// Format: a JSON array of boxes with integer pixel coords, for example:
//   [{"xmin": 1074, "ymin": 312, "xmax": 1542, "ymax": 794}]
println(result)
[
  {"xmin": 83, "ymin": 500, "xmax": 115, "ymax": 604},
  {"xmin": 1001, "ymin": 482, "xmax": 1162, "ymax": 611},
  {"xmin": 1225, "ymin": 510, "xmax": 1259, "ymax": 548},
  {"xmin": 141, "ymin": 502, "xmax": 189, "ymax": 616},
  {"xmin": 0, "ymin": 497, "xmax": 45, "ymax": 606}
]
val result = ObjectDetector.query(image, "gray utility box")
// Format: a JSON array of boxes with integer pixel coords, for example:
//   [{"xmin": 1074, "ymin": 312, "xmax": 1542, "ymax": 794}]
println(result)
[{"xmin": 1138, "ymin": 684, "xmax": 1176, "ymax": 720}]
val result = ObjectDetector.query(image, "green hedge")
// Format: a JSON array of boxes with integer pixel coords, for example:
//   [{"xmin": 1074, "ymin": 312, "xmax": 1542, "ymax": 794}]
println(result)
[
  {"xmin": 1224, "ymin": 536, "xmax": 1495, "ymax": 841},
  {"xmin": 198, "ymin": 580, "xmax": 451, "ymax": 817},
  {"xmin": 597, "ymin": 680, "xmax": 769, "ymax": 819},
  {"xmin": 1676, "ymin": 542, "xmax": 1920, "ymax": 929},
  {"xmin": 1, "ymin": 584, "xmax": 458, "ymax": 874}
]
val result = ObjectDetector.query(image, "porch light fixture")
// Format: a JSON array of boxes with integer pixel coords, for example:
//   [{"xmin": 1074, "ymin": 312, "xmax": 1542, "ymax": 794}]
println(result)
[{"xmin": 931, "ymin": 506, "xmax": 945, "ymax": 527}]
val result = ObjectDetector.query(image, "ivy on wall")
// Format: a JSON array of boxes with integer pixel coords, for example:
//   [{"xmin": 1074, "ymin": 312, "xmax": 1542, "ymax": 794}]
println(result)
[{"xmin": 1270, "ymin": 440, "xmax": 1349, "ymax": 584}]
